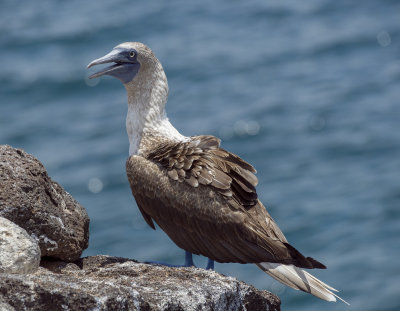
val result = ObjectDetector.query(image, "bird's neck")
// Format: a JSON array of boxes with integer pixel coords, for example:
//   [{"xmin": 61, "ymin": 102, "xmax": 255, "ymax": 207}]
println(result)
[{"xmin": 124, "ymin": 66, "xmax": 185, "ymax": 156}]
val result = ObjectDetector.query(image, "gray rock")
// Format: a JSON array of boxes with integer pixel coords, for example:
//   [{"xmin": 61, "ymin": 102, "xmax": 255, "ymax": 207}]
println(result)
[
  {"xmin": 0, "ymin": 145, "xmax": 89, "ymax": 261},
  {"xmin": 0, "ymin": 296, "xmax": 15, "ymax": 311},
  {"xmin": 0, "ymin": 255, "xmax": 281, "ymax": 311},
  {"xmin": 0, "ymin": 217, "xmax": 41, "ymax": 274}
]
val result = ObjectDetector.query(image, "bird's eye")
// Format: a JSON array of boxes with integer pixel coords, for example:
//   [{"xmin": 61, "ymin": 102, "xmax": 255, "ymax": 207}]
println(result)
[{"xmin": 129, "ymin": 51, "xmax": 135, "ymax": 58}]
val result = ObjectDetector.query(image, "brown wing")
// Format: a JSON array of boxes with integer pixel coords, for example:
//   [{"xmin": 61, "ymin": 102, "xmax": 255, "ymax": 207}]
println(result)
[
  {"xmin": 126, "ymin": 136, "xmax": 325, "ymax": 268},
  {"xmin": 148, "ymin": 135, "xmax": 258, "ymax": 210}
]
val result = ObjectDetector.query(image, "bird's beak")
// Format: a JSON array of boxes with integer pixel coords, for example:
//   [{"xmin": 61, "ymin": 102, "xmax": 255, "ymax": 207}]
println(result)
[{"xmin": 87, "ymin": 48, "xmax": 140, "ymax": 84}]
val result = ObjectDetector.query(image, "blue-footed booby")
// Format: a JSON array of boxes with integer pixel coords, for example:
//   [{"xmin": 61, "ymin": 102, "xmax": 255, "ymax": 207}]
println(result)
[{"xmin": 87, "ymin": 42, "xmax": 347, "ymax": 304}]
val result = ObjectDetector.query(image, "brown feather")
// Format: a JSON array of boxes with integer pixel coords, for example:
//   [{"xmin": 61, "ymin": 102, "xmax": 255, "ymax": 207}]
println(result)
[
  {"xmin": 129, "ymin": 136, "xmax": 325, "ymax": 268},
  {"xmin": 167, "ymin": 169, "xmax": 179, "ymax": 181}
]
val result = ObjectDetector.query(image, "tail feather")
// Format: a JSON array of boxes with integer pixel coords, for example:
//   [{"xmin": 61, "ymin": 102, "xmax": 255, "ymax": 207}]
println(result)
[{"xmin": 257, "ymin": 262, "xmax": 349, "ymax": 305}]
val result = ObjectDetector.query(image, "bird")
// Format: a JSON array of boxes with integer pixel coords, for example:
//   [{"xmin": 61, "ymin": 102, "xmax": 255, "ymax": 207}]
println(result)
[{"xmin": 87, "ymin": 42, "xmax": 347, "ymax": 304}]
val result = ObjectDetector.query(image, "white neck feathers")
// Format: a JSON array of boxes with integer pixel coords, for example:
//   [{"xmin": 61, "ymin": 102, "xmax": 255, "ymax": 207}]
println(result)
[{"xmin": 124, "ymin": 61, "xmax": 186, "ymax": 156}]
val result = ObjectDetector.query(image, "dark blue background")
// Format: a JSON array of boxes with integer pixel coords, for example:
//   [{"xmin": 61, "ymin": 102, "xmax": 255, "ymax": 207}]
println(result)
[{"xmin": 1, "ymin": 1, "xmax": 399, "ymax": 310}]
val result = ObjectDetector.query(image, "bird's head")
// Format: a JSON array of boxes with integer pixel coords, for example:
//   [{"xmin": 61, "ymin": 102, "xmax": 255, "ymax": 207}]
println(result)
[{"xmin": 87, "ymin": 42, "xmax": 158, "ymax": 85}]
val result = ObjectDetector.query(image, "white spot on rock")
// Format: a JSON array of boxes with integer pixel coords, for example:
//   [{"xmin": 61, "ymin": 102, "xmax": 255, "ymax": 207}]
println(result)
[{"xmin": 39, "ymin": 235, "xmax": 58, "ymax": 251}]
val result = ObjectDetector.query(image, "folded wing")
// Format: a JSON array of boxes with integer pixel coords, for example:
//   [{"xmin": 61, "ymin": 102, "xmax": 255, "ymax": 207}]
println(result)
[{"xmin": 126, "ymin": 135, "xmax": 325, "ymax": 268}]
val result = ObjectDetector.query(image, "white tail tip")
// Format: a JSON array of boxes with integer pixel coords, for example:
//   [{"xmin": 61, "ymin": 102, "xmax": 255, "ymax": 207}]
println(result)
[{"xmin": 257, "ymin": 262, "xmax": 349, "ymax": 305}]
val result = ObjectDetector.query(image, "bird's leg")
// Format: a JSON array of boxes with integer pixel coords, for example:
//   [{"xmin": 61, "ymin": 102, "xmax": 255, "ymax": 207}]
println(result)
[
  {"xmin": 206, "ymin": 258, "xmax": 214, "ymax": 270},
  {"xmin": 184, "ymin": 251, "xmax": 195, "ymax": 267}
]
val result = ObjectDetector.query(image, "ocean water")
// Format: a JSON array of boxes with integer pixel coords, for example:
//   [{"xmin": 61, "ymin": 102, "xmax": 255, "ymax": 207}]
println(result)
[{"xmin": 1, "ymin": 0, "xmax": 399, "ymax": 310}]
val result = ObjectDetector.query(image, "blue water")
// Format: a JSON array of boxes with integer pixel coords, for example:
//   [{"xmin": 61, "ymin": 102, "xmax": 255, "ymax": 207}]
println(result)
[{"xmin": 1, "ymin": 0, "xmax": 399, "ymax": 310}]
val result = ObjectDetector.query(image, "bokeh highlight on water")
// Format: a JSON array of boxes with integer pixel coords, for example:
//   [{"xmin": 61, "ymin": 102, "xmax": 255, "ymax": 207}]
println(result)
[{"xmin": 1, "ymin": 1, "xmax": 399, "ymax": 310}]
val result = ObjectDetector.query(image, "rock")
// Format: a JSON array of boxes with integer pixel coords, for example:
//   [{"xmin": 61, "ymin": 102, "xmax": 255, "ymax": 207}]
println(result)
[
  {"xmin": 0, "ymin": 255, "xmax": 281, "ymax": 311},
  {"xmin": 0, "ymin": 145, "xmax": 89, "ymax": 262},
  {"xmin": 0, "ymin": 217, "xmax": 41, "ymax": 274},
  {"xmin": 0, "ymin": 296, "xmax": 15, "ymax": 311}
]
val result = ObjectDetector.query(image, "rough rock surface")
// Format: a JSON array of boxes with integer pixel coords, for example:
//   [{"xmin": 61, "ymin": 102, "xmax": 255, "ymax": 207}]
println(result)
[
  {"xmin": 0, "ymin": 145, "xmax": 89, "ymax": 261},
  {"xmin": 0, "ymin": 217, "xmax": 41, "ymax": 274},
  {"xmin": 0, "ymin": 255, "xmax": 281, "ymax": 311},
  {"xmin": 0, "ymin": 297, "xmax": 15, "ymax": 311}
]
